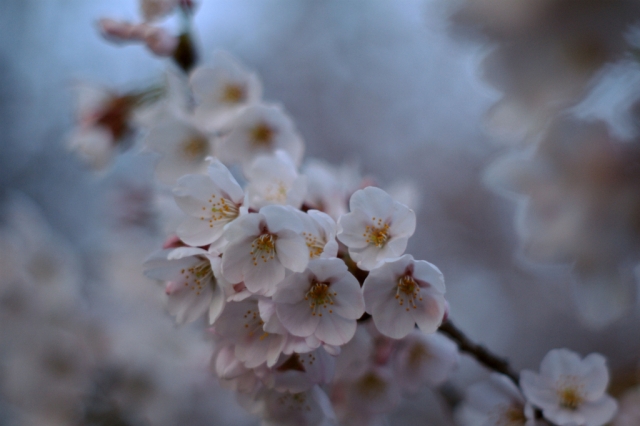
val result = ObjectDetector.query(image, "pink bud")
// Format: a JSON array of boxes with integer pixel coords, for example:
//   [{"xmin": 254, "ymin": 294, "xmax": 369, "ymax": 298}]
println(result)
[
  {"xmin": 143, "ymin": 27, "xmax": 178, "ymax": 56},
  {"xmin": 98, "ymin": 18, "xmax": 138, "ymax": 42}
]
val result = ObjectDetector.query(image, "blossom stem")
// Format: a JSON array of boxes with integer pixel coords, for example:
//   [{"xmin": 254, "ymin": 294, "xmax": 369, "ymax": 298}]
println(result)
[{"xmin": 438, "ymin": 319, "xmax": 520, "ymax": 385}]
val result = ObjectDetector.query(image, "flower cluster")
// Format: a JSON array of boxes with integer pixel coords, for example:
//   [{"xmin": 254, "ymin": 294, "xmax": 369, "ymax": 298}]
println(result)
[{"xmin": 138, "ymin": 50, "xmax": 459, "ymax": 424}]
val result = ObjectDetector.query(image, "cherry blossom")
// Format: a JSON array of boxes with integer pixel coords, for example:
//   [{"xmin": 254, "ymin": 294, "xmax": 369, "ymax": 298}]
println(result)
[
  {"xmin": 144, "ymin": 108, "xmax": 215, "ymax": 184},
  {"xmin": 337, "ymin": 186, "xmax": 416, "ymax": 270},
  {"xmin": 362, "ymin": 254, "xmax": 446, "ymax": 339},
  {"xmin": 520, "ymin": 348, "xmax": 618, "ymax": 426},
  {"xmin": 245, "ymin": 150, "xmax": 307, "ymax": 210},
  {"xmin": 173, "ymin": 157, "xmax": 245, "ymax": 246},
  {"xmin": 393, "ymin": 331, "xmax": 459, "ymax": 392},
  {"xmin": 257, "ymin": 348, "xmax": 335, "ymax": 393},
  {"xmin": 213, "ymin": 298, "xmax": 287, "ymax": 368},
  {"xmin": 217, "ymin": 104, "xmax": 304, "ymax": 169},
  {"xmin": 222, "ymin": 205, "xmax": 309, "ymax": 295},
  {"xmin": 242, "ymin": 385, "xmax": 336, "ymax": 426},
  {"xmin": 190, "ymin": 50, "xmax": 262, "ymax": 132},
  {"xmin": 273, "ymin": 258, "xmax": 365, "ymax": 346},
  {"xmin": 457, "ymin": 373, "xmax": 538, "ymax": 426},
  {"xmin": 144, "ymin": 246, "xmax": 226, "ymax": 324},
  {"xmin": 297, "ymin": 209, "xmax": 339, "ymax": 259}
]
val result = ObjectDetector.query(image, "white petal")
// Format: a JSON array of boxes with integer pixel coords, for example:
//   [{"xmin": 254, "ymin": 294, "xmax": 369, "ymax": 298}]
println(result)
[
  {"xmin": 410, "ymin": 288, "xmax": 446, "ymax": 334},
  {"xmin": 276, "ymin": 301, "xmax": 319, "ymax": 337},
  {"xmin": 275, "ymin": 231, "xmax": 309, "ymax": 273},
  {"xmin": 315, "ymin": 313, "xmax": 357, "ymax": 346}
]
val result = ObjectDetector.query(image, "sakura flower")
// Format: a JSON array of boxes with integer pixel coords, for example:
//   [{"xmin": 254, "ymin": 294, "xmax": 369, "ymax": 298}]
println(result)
[
  {"xmin": 520, "ymin": 348, "xmax": 618, "ymax": 426},
  {"xmin": 302, "ymin": 159, "xmax": 362, "ymax": 220},
  {"xmin": 337, "ymin": 186, "xmax": 416, "ymax": 270},
  {"xmin": 144, "ymin": 108, "xmax": 215, "ymax": 184},
  {"xmin": 213, "ymin": 344, "xmax": 261, "ymax": 394},
  {"xmin": 297, "ymin": 209, "xmax": 339, "ymax": 259},
  {"xmin": 144, "ymin": 246, "xmax": 225, "ymax": 324},
  {"xmin": 273, "ymin": 258, "xmax": 365, "ymax": 346},
  {"xmin": 362, "ymin": 254, "xmax": 446, "ymax": 339},
  {"xmin": 393, "ymin": 331, "xmax": 459, "ymax": 392},
  {"xmin": 217, "ymin": 103, "xmax": 304, "ymax": 169},
  {"xmin": 258, "ymin": 348, "xmax": 335, "ymax": 393},
  {"xmin": 68, "ymin": 83, "xmax": 149, "ymax": 169},
  {"xmin": 98, "ymin": 19, "xmax": 178, "ymax": 56},
  {"xmin": 242, "ymin": 385, "xmax": 336, "ymax": 426},
  {"xmin": 213, "ymin": 298, "xmax": 286, "ymax": 368},
  {"xmin": 222, "ymin": 205, "xmax": 309, "ymax": 295},
  {"xmin": 457, "ymin": 373, "xmax": 538, "ymax": 426},
  {"xmin": 245, "ymin": 150, "xmax": 307, "ymax": 209},
  {"xmin": 190, "ymin": 50, "xmax": 262, "ymax": 131},
  {"xmin": 173, "ymin": 157, "xmax": 245, "ymax": 246}
]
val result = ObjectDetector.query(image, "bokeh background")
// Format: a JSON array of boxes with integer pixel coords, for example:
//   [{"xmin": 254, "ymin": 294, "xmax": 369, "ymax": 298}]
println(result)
[{"xmin": 1, "ymin": 0, "xmax": 639, "ymax": 424}]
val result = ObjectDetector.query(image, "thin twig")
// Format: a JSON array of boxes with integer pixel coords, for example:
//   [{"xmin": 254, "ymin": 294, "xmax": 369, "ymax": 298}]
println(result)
[{"xmin": 438, "ymin": 319, "xmax": 520, "ymax": 385}]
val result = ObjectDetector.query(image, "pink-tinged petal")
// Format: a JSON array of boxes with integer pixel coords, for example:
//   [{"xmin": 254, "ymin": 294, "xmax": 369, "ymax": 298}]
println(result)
[
  {"xmin": 262, "ymin": 205, "xmax": 303, "ymax": 233},
  {"xmin": 273, "ymin": 271, "xmax": 312, "ymax": 304},
  {"xmin": 540, "ymin": 349, "xmax": 582, "ymax": 380},
  {"xmin": 307, "ymin": 210, "xmax": 337, "ymax": 238},
  {"xmin": 370, "ymin": 296, "xmax": 416, "ymax": 339},
  {"xmin": 167, "ymin": 283, "xmax": 214, "ymax": 324},
  {"xmin": 389, "ymin": 202, "xmax": 416, "ymax": 237},
  {"xmin": 174, "ymin": 175, "xmax": 219, "ymax": 209},
  {"xmin": 207, "ymin": 157, "xmax": 244, "ymax": 203},
  {"xmin": 410, "ymin": 289, "xmax": 446, "ymax": 334},
  {"xmin": 221, "ymin": 238, "xmax": 253, "ymax": 284},
  {"xmin": 363, "ymin": 274, "xmax": 397, "ymax": 314},
  {"xmin": 267, "ymin": 335, "xmax": 287, "ymax": 368},
  {"xmin": 321, "ymin": 239, "xmax": 339, "ymax": 258},
  {"xmin": 383, "ymin": 235, "xmax": 410, "ymax": 258},
  {"xmin": 581, "ymin": 396, "xmax": 617, "ymax": 426},
  {"xmin": 351, "ymin": 244, "xmax": 386, "ymax": 271},
  {"xmin": 315, "ymin": 312, "xmax": 357, "ymax": 346},
  {"xmin": 208, "ymin": 283, "xmax": 226, "ymax": 324},
  {"xmin": 223, "ymin": 212, "xmax": 263, "ymax": 242},
  {"xmin": 243, "ymin": 255, "xmax": 285, "ymax": 293},
  {"xmin": 177, "ymin": 216, "xmax": 226, "ymax": 247},
  {"xmin": 520, "ymin": 371, "xmax": 557, "ymax": 407},
  {"xmin": 337, "ymin": 209, "xmax": 371, "ymax": 249},
  {"xmin": 275, "ymin": 231, "xmax": 309, "ymax": 272},
  {"xmin": 413, "ymin": 260, "xmax": 446, "ymax": 293},
  {"xmin": 329, "ymin": 274, "xmax": 365, "ymax": 320},
  {"xmin": 215, "ymin": 346, "xmax": 248, "ymax": 380},
  {"xmin": 167, "ymin": 246, "xmax": 208, "ymax": 260},
  {"xmin": 277, "ymin": 301, "xmax": 320, "ymax": 337},
  {"xmin": 350, "ymin": 187, "xmax": 394, "ymax": 219},
  {"xmin": 306, "ymin": 258, "xmax": 345, "ymax": 281},
  {"xmin": 581, "ymin": 353, "xmax": 609, "ymax": 400}
]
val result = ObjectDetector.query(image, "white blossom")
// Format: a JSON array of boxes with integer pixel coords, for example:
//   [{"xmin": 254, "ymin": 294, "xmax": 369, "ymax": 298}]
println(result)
[
  {"xmin": 245, "ymin": 150, "xmax": 307, "ymax": 210},
  {"xmin": 144, "ymin": 108, "xmax": 215, "ymax": 185},
  {"xmin": 190, "ymin": 50, "xmax": 263, "ymax": 132},
  {"xmin": 520, "ymin": 348, "xmax": 618, "ymax": 426},
  {"xmin": 217, "ymin": 104, "xmax": 304, "ymax": 169},
  {"xmin": 393, "ymin": 331, "xmax": 459, "ymax": 392},
  {"xmin": 273, "ymin": 258, "xmax": 365, "ymax": 346},
  {"xmin": 337, "ymin": 186, "xmax": 416, "ymax": 270},
  {"xmin": 457, "ymin": 373, "xmax": 538, "ymax": 426},
  {"xmin": 173, "ymin": 157, "xmax": 245, "ymax": 247},
  {"xmin": 222, "ymin": 205, "xmax": 309, "ymax": 295},
  {"xmin": 297, "ymin": 209, "xmax": 339, "ymax": 259},
  {"xmin": 362, "ymin": 254, "xmax": 446, "ymax": 339},
  {"xmin": 144, "ymin": 246, "xmax": 226, "ymax": 324}
]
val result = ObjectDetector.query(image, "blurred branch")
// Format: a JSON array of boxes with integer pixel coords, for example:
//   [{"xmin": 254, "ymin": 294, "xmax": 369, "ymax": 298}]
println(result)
[{"xmin": 439, "ymin": 319, "xmax": 520, "ymax": 385}]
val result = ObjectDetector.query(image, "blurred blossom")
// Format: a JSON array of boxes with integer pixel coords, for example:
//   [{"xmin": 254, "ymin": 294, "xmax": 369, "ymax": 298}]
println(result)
[
  {"xmin": 453, "ymin": 0, "xmax": 640, "ymax": 144},
  {"xmin": 485, "ymin": 115, "xmax": 640, "ymax": 326}
]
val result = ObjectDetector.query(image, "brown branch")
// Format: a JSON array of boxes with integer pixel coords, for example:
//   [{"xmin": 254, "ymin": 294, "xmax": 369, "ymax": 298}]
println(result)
[{"xmin": 438, "ymin": 319, "xmax": 520, "ymax": 385}]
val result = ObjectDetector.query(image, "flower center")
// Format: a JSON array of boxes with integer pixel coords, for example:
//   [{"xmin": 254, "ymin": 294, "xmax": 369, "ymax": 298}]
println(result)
[
  {"xmin": 179, "ymin": 259, "xmax": 214, "ymax": 296},
  {"xmin": 364, "ymin": 217, "xmax": 390, "ymax": 248},
  {"xmin": 242, "ymin": 307, "xmax": 267, "ymax": 339},
  {"xmin": 251, "ymin": 233, "xmax": 277, "ymax": 265},
  {"xmin": 181, "ymin": 135, "xmax": 209, "ymax": 161},
  {"xmin": 356, "ymin": 372, "xmax": 387, "ymax": 400},
  {"xmin": 249, "ymin": 122, "xmax": 276, "ymax": 147},
  {"xmin": 395, "ymin": 275, "xmax": 422, "ymax": 312},
  {"xmin": 276, "ymin": 392, "xmax": 311, "ymax": 412},
  {"xmin": 496, "ymin": 404, "xmax": 526, "ymax": 425},
  {"xmin": 558, "ymin": 385, "xmax": 584, "ymax": 410},
  {"xmin": 200, "ymin": 193, "xmax": 240, "ymax": 227},
  {"xmin": 220, "ymin": 83, "xmax": 246, "ymax": 104},
  {"xmin": 302, "ymin": 232, "xmax": 324, "ymax": 258},
  {"xmin": 305, "ymin": 281, "xmax": 337, "ymax": 316}
]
